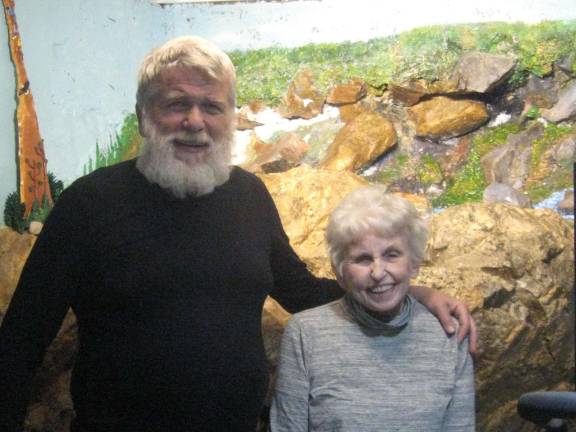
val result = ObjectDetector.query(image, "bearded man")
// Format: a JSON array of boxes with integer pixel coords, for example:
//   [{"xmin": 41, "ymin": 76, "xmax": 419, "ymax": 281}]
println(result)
[{"xmin": 0, "ymin": 36, "xmax": 475, "ymax": 432}]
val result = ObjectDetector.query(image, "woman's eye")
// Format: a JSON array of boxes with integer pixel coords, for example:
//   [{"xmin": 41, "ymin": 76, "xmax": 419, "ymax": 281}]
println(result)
[{"xmin": 353, "ymin": 255, "xmax": 372, "ymax": 264}]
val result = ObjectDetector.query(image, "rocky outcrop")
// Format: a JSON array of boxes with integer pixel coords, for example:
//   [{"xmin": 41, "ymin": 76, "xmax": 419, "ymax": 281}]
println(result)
[
  {"xmin": 408, "ymin": 96, "xmax": 490, "ymax": 139},
  {"xmin": 542, "ymin": 80, "xmax": 576, "ymax": 122},
  {"xmin": 277, "ymin": 68, "xmax": 325, "ymax": 120},
  {"xmin": 481, "ymin": 122, "xmax": 546, "ymax": 190},
  {"xmin": 0, "ymin": 228, "xmax": 35, "ymax": 308},
  {"xmin": 326, "ymin": 79, "xmax": 367, "ymax": 105},
  {"xmin": 451, "ymin": 52, "xmax": 517, "ymax": 93},
  {"xmin": 319, "ymin": 111, "xmax": 397, "ymax": 171},
  {"xmin": 258, "ymin": 165, "xmax": 368, "ymax": 277},
  {"xmin": 263, "ymin": 193, "xmax": 574, "ymax": 432},
  {"xmin": 483, "ymin": 181, "xmax": 531, "ymax": 207},
  {"xmin": 417, "ymin": 204, "xmax": 574, "ymax": 432}
]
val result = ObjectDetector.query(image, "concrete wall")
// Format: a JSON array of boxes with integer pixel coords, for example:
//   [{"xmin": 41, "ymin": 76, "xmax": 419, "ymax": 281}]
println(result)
[{"xmin": 1, "ymin": 0, "xmax": 576, "ymax": 222}]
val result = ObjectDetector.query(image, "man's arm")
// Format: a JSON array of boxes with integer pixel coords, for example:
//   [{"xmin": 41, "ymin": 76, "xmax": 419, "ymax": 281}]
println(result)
[
  {"xmin": 0, "ymin": 185, "xmax": 87, "ymax": 430},
  {"xmin": 410, "ymin": 285, "xmax": 477, "ymax": 355}
]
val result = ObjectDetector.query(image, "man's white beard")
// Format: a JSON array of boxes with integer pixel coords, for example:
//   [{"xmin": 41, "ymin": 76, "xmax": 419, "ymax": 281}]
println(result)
[{"xmin": 136, "ymin": 117, "xmax": 233, "ymax": 198}]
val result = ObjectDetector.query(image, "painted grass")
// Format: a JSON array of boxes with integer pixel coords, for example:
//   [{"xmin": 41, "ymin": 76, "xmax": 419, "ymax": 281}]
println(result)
[{"xmin": 230, "ymin": 20, "xmax": 576, "ymax": 106}]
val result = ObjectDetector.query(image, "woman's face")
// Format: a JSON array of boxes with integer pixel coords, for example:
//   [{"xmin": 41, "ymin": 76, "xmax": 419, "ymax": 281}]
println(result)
[{"xmin": 340, "ymin": 233, "xmax": 418, "ymax": 317}]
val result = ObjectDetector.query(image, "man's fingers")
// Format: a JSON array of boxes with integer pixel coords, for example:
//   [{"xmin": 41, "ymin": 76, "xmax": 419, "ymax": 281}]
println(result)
[
  {"xmin": 468, "ymin": 318, "xmax": 478, "ymax": 357},
  {"xmin": 454, "ymin": 303, "xmax": 478, "ymax": 357},
  {"xmin": 438, "ymin": 304, "xmax": 456, "ymax": 335}
]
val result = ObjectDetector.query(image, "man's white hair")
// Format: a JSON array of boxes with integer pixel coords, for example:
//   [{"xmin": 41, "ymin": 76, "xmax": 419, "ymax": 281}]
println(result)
[
  {"xmin": 326, "ymin": 185, "xmax": 428, "ymax": 279},
  {"xmin": 136, "ymin": 35, "xmax": 237, "ymax": 111}
]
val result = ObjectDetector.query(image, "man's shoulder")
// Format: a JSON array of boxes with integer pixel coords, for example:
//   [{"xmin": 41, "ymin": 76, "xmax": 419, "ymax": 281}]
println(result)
[
  {"xmin": 73, "ymin": 159, "xmax": 137, "ymax": 188},
  {"xmin": 229, "ymin": 165, "xmax": 265, "ymax": 187},
  {"xmin": 58, "ymin": 159, "xmax": 144, "ymax": 210},
  {"xmin": 226, "ymin": 166, "xmax": 273, "ymax": 201}
]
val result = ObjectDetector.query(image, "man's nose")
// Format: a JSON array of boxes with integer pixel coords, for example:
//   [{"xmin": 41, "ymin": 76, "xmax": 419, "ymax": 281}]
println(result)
[{"xmin": 182, "ymin": 106, "xmax": 204, "ymax": 132}]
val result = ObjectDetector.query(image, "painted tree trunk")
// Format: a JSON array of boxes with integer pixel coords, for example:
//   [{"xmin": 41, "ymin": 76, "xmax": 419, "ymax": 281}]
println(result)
[{"xmin": 3, "ymin": 0, "xmax": 53, "ymax": 217}]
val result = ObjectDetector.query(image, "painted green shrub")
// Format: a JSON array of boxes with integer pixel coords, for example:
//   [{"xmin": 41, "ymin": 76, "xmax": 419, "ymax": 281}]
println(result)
[
  {"xmin": 84, "ymin": 114, "xmax": 141, "ymax": 175},
  {"xmin": 3, "ymin": 171, "xmax": 64, "ymax": 232}
]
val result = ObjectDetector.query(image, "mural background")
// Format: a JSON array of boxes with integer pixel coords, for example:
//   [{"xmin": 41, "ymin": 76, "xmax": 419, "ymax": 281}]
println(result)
[{"xmin": 2, "ymin": 0, "xmax": 576, "ymax": 222}]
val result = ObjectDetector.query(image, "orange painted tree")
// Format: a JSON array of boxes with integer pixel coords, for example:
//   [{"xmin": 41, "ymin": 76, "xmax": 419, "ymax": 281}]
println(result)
[{"xmin": 3, "ymin": 0, "xmax": 52, "ymax": 218}]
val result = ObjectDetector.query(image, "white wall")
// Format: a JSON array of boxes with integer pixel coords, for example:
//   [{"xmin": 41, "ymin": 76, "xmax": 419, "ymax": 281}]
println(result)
[{"xmin": 1, "ymin": 0, "xmax": 576, "ymax": 223}]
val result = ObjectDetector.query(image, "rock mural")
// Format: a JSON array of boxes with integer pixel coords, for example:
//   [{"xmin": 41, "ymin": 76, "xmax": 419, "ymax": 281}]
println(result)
[{"xmin": 1, "ymin": 22, "xmax": 575, "ymax": 432}]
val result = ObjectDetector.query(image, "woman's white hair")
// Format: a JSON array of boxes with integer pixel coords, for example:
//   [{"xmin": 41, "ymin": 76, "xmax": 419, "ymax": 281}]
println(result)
[
  {"xmin": 326, "ymin": 185, "xmax": 428, "ymax": 279},
  {"xmin": 136, "ymin": 35, "xmax": 237, "ymax": 111}
]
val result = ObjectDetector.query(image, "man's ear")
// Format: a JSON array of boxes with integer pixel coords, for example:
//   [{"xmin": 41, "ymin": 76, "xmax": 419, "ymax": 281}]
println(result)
[{"xmin": 136, "ymin": 104, "xmax": 147, "ymax": 137}]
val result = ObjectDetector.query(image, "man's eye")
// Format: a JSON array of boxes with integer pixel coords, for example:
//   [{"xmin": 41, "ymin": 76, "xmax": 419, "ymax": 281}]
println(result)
[
  {"xmin": 203, "ymin": 104, "xmax": 223, "ymax": 114},
  {"xmin": 165, "ymin": 101, "xmax": 188, "ymax": 111}
]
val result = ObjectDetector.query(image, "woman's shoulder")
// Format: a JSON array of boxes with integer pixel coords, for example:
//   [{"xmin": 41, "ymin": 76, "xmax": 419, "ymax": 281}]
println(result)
[
  {"xmin": 411, "ymin": 299, "xmax": 460, "ymax": 339},
  {"xmin": 289, "ymin": 299, "xmax": 349, "ymax": 330}
]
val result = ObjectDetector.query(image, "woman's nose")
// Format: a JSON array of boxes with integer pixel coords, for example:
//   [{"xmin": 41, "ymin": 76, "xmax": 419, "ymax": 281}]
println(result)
[
  {"xmin": 370, "ymin": 261, "xmax": 388, "ymax": 280},
  {"xmin": 182, "ymin": 107, "xmax": 204, "ymax": 132}
]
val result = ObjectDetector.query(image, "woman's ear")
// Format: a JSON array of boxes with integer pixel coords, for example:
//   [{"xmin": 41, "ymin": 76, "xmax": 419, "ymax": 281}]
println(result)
[
  {"xmin": 410, "ymin": 262, "xmax": 420, "ymax": 279},
  {"xmin": 332, "ymin": 262, "xmax": 347, "ymax": 290}
]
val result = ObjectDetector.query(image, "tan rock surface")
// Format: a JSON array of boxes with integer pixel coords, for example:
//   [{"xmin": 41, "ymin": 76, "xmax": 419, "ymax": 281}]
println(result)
[
  {"xmin": 415, "ymin": 203, "xmax": 574, "ymax": 432},
  {"xmin": 277, "ymin": 68, "xmax": 325, "ymax": 120},
  {"xmin": 389, "ymin": 79, "xmax": 458, "ymax": 106},
  {"xmin": 261, "ymin": 195, "xmax": 573, "ymax": 432},
  {"xmin": 319, "ymin": 111, "xmax": 397, "ymax": 171},
  {"xmin": 258, "ymin": 165, "xmax": 368, "ymax": 277},
  {"xmin": 409, "ymin": 96, "xmax": 489, "ymax": 139},
  {"xmin": 338, "ymin": 97, "xmax": 378, "ymax": 122},
  {"xmin": 0, "ymin": 227, "xmax": 35, "ymax": 308},
  {"xmin": 326, "ymin": 79, "xmax": 367, "ymax": 105}
]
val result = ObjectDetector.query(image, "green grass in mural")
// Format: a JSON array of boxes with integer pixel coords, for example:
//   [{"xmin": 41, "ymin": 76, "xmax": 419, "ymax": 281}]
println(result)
[
  {"xmin": 417, "ymin": 154, "xmax": 444, "ymax": 187},
  {"xmin": 526, "ymin": 158, "xmax": 573, "ymax": 203},
  {"xmin": 530, "ymin": 123, "xmax": 574, "ymax": 170},
  {"xmin": 84, "ymin": 114, "xmax": 141, "ymax": 175},
  {"xmin": 432, "ymin": 124, "xmax": 522, "ymax": 208},
  {"xmin": 230, "ymin": 20, "xmax": 576, "ymax": 106}
]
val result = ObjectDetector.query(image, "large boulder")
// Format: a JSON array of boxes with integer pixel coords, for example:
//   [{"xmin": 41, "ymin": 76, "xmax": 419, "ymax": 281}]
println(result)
[
  {"xmin": 408, "ymin": 96, "xmax": 490, "ymax": 139},
  {"xmin": 415, "ymin": 203, "xmax": 574, "ymax": 432},
  {"xmin": 258, "ymin": 165, "xmax": 368, "ymax": 276},
  {"xmin": 319, "ymin": 112, "xmax": 397, "ymax": 172},
  {"xmin": 261, "ymin": 193, "xmax": 574, "ymax": 432}
]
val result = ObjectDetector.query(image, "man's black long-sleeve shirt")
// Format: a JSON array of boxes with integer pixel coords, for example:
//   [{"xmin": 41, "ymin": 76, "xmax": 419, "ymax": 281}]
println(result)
[{"xmin": 0, "ymin": 160, "xmax": 342, "ymax": 431}]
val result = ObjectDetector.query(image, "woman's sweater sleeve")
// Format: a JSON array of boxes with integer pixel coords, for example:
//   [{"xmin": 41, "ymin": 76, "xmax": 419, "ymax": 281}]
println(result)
[{"xmin": 442, "ymin": 335, "xmax": 476, "ymax": 431}]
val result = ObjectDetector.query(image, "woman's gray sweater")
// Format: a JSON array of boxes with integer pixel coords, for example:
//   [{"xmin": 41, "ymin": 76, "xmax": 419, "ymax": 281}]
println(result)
[{"xmin": 270, "ymin": 297, "xmax": 475, "ymax": 431}]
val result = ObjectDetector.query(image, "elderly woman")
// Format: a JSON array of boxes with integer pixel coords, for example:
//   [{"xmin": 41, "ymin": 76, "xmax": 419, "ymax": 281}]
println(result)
[{"xmin": 270, "ymin": 186, "xmax": 475, "ymax": 431}]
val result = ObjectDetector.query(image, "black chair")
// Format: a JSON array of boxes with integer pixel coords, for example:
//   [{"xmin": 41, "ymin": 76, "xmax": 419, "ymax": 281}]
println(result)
[{"xmin": 518, "ymin": 391, "xmax": 576, "ymax": 431}]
